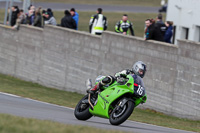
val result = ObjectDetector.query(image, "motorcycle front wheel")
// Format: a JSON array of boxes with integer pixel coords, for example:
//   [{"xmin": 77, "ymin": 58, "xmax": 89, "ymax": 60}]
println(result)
[
  {"xmin": 109, "ymin": 98, "xmax": 134, "ymax": 125},
  {"xmin": 74, "ymin": 95, "xmax": 93, "ymax": 120}
]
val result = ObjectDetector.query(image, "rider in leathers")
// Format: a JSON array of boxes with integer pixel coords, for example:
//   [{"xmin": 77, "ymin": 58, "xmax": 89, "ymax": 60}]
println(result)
[
  {"xmin": 88, "ymin": 61, "xmax": 146, "ymax": 97},
  {"xmin": 115, "ymin": 14, "xmax": 135, "ymax": 36},
  {"xmin": 89, "ymin": 8, "xmax": 107, "ymax": 35}
]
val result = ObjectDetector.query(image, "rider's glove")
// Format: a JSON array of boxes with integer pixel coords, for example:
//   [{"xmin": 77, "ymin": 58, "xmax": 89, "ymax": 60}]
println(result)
[{"xmin": 115, "ymin": 70, "xmax": 127, "ymax": 77}]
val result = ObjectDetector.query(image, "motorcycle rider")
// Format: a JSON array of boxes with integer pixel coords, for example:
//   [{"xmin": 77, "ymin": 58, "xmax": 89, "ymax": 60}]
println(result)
[
  {"xmin": 115, "ymin": 14, "xmax": 135, "ymax": 36},
  {"xmin": 89, "ymin": 8, "xmax": 108, "ymax": 35},
  {"xmin": 88, "ymin": 61, "xmax": 146, "ymax": 96}
]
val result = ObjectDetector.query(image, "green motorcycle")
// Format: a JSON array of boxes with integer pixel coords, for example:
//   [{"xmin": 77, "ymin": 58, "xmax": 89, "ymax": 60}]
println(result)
[{"xmin": 74, "ymin": 74, "xmax": 147, "ymax": 125}]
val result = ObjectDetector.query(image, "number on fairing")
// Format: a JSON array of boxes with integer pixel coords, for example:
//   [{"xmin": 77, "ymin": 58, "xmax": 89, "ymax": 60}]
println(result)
[{"xmin": 137, "ymin": 85, "xmax": 144, "ymax": 95}]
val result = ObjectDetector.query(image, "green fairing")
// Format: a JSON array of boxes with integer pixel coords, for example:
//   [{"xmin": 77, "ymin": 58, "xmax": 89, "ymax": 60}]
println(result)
[{"xmin": 89, "ymin": 75, "xmax": 147, "ymax": 118}]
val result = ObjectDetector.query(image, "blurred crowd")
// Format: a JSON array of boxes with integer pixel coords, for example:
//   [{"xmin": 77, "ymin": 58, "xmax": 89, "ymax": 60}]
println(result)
[
  {"xmin": 8, "ymin": 5, "xmax": 78, "ymax": 30},
  {"xmin": 144, "ymin": 14, "xmax": 173, "ymax": 43},
  {"xmin": 8, "ymin": 5, "xmax": 173, "ymax": 44}
]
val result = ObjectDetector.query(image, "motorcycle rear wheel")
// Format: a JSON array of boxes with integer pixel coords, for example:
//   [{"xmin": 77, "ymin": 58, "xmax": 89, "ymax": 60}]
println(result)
[
  {"xmin": 74, "ymin": 95, "xmax": 93, "ymax": 120},
  {"xmin": 109, "ymin": 98, "xmax": 134, "ymax": 125}
]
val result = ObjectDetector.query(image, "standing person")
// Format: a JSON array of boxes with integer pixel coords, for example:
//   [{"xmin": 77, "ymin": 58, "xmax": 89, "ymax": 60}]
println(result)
[
  {"xmin": 12, "ymin": 11, "xmax": 21, "ymax": 30},
  {"xmin": 70, "ymin": 8, "xmax": 79, "ymax": 30},
  {"xmin": 159, "ymin": 0, "xmax": 167, "ymax": 12},
  {"xmin": 19, "ymin": 9, "xmax": 26, "ymax": 24},
  {"xmin": 89, "ymin": 8, "xmax": 107, "ymax": 35},
  {"xmin": 61, "ymin": 10, "xmax": 76, "ymax": 30},
  {"xmin": 47, "ymin": 8, "xmax": 54, "ymax": 17},
  {"xmin": 11, "ymin": 6, "xmax": 19, "ymax": 26},
  {"xmin": 155, "ymin": 14, "xmax": 166, "ymax": 39},
  {"xmin": 145, "ymin": 18, "xmax": 164, "ymax": 42},
  {"xmin": 164, "ymin": 21, "xmax": 173, "ymax": 43},
  {"xmin": 44, "ymin": 12, "xmax": 57, "ymax": 26},
  {"xmin": 34, "ymin": 7, "xmax": 42, "ymax": 27},
  {"xmin": 42, "ymin": 10, "xmax": 47, "ymax": 27},
  {"xmin": 144, "ymin": 19, "xmax": 151, "ymax": 40},
  {"xmin": 115, "ymin": 14, "xmax": 134, "ymax": 36},
  {"xmin": 26, "ymin": 7, "xmax": 35, "ymax": 25},
  {"xmin": 145, "ymin": 19, "xmax": 154, "ymax": 40}
]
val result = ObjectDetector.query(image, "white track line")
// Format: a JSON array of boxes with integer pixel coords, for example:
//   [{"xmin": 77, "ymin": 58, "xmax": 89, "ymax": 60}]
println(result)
[{"xmin": 0, "ymin": 92, "xmax": 74, "ymax": 110}]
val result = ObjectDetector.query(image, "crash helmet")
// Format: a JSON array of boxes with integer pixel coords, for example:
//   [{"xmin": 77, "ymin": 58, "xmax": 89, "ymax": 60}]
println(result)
[{"xmin": 132, "ymin": 61, "xmax": 146, "ymax": 78}]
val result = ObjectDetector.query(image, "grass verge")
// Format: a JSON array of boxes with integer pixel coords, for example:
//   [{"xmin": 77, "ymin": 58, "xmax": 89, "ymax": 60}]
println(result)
[
  {"xmin": 0, "ymin": 73, "xmax": 199, "ymax": 132},
  {"xmin": 0, "ymin": 9, "xmax": 4, "ymax": 24},
  {"xmin": 0, "ymin": 113, "xmax": 130, "ymax": 133}
]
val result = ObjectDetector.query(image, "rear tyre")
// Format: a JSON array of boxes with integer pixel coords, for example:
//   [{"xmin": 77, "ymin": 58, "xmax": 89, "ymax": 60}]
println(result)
[
  {"xmin": 74, "ymin": 95, "xmax": 92, "ymax": 120},
  {"xmin": 109, "ymin": 99, "xmax": 134, "ymax": 125}
]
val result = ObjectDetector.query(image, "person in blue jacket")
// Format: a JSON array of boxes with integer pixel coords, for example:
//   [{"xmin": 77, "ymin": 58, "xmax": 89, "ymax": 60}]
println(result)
[
  {"xmin": 70, "ymin": 8, "xmax": 79, "ymax": 30},
  {"xmin": 164, "ymin": 21, "xmax": 173, "ymax": 43}
]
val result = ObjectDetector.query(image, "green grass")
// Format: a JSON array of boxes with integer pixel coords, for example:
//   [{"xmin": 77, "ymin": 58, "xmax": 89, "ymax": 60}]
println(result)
[
  {"xmin": 130, "ymin": 109, "xmax": 200, "ymax": 132},
  {"xmin": 0, "ymin": 113, "xmax": 130, "ymax": 133},
  {"xmin": 32, "ymin": 0, "xmax": 165, "ymax": 7},
  {"xmin": 0, "ymin": 9, "xmax": 4, "ymax": 24},
  {"xmin": 0, "ymin": 73, "xmax": 199, "ymax": 132},
  {"xmin": 0, "ymin": 74, "xmax": 83, "ymax": 108}
]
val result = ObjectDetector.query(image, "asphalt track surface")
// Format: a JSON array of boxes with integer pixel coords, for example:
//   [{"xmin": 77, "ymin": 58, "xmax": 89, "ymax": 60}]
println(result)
[
  {"xmin": 0, "ymin": 92, "xmax": 195, "ymax": 133},
  {"xmin": 0, "ymin": 2, "xmax": 160, "ymax": 13}
]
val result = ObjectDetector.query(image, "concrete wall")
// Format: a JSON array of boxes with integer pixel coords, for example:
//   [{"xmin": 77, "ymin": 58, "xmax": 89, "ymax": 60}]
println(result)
[{"xmin": 0, "ymin": 24, "xmax": 199, "ymax": 120}]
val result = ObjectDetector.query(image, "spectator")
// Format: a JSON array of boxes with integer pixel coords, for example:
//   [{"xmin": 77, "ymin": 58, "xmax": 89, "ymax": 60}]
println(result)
[
  {"xmin": 145, "ymin": 18, "xmax": 164, "ymax": 42},
  {"xmin": 11, "ymin": 6, "xmax": 19, "ymax": 26},
  {"xmin": 19, "ymin": 9, "xmax": 26, "ymax": 24},
  {"xmin": 89, "ymin": 8, "xmax": 107, "ymax": 35},
  {"xmin": 47, "ymin": 8, "xmax": 54, "ymax": 17},
  {"xmin": 44, "ymin": 12, "xmax": 57, "ymax": 26},
  {"xmin": 34, "ymin": 7, "xmax": 42, "ymax": 27},
  {"xmin": 145, "ymin": 19, "xmax": 152, "ymax": 40},
  {"xmin": 42, "ymin": 8, "xmax": 54, "ymax": 27},
  {"xmin": 42, "ymin": 10, "xmax": 47, "ymax": 27},
  {"xmin": 61, "ymin": 10, "xmax": 76, "ymax": 30},
  {"xmin": 115, "ymin": 14, "xmax": 134, "ymax": 36},
  {"xmin": 12, "ymin": 11, "xmax": 22, "ymax": 30},
  {"xmin": 70, "ymin": 8, "xmax": 79, "ymax": 30},
  {"xmin": 144, "ymin": 19, "xmax": 151, "ymax": 39},
  {"xmin": 155, "ymin": 13, "xmax": 166, "ymax": 39},
  {"xmin": 164, "ymin": 21, "xmax": 173, "ymax": 43},
  {"xmin": 26, "ymin": 7, "xmax": 35, "ymax": 25},
  {"xmin": 30, "ymin": 5, "xmax": 35, "ymax": 12},
  {"xmin": 159, "ymin": 0, "xmax": 167, "ymax": 13}
]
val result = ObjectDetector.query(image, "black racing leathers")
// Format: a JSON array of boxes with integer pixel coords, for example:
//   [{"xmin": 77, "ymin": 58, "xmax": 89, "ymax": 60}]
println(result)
[{"xmin": 115, "ymin": 20, "xmax": 134, "ymax": 36}]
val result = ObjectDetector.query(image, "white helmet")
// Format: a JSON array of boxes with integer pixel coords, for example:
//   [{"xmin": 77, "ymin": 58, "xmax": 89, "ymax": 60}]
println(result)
[{"xmin": 132, "ymin": 61, "xmax": 146, "ymax": 78}]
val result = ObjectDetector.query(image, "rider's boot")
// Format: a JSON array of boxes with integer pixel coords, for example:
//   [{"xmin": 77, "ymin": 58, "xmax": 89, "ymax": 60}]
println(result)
[{"xmin": 87, "ymin": 82, "xmax": 101, "ymax": 94}]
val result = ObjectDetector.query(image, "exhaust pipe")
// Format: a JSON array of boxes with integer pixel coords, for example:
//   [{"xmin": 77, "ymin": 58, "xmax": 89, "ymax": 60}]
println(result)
[{"xmin": 88, "ymin": 93, "xmax": 94, "ymax": 110}]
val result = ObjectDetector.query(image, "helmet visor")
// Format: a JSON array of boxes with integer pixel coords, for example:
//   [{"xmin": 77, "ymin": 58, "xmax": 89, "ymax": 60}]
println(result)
[
  {"xmin": 139, "ymin": 69, "xmax": 144, "ymax": 75},
  {"xmin": 139, "ymin": 67, "xmax": 146, "ymax": 78}
]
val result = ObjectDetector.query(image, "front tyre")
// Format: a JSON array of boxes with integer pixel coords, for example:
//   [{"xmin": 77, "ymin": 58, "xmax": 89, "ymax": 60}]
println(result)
[
  {"xmin": 109, "ymin": 99, "xmax": 134, "ymax": 125},
  {"xmin": 74, "ymin": 95, "xmax": 92, "ymax": 120}
]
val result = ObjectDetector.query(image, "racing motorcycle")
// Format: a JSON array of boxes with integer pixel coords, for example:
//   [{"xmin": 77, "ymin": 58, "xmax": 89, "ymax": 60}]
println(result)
[{"xmin": 74, "ymin": 74, "xmax": 147, "ymax": 125}]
